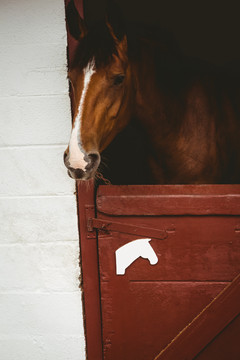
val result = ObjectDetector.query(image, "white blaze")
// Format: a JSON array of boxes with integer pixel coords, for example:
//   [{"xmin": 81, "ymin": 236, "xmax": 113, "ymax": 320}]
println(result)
[{"xmin": 68, "ymin": 61, "xmax": 96, "ymax": 170}]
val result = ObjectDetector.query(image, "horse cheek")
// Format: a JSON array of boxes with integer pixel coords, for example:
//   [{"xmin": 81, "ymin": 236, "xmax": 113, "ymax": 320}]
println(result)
[{"xmin": 98, "ymin": 123, "xmax": 116, "ymax": 152}]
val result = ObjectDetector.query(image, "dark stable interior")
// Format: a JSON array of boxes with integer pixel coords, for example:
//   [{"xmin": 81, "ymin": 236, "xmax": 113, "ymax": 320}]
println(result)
[{"xmin": 83, "ymin": 0, "xmax": 240, "ymax": 185}]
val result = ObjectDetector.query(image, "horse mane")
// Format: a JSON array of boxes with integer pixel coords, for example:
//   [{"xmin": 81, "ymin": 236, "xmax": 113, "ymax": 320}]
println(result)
[
  {"xmin": 70, "ymin": 16, "xmax": 183, "ymax": 72},
  {"xmin": 71, "ymin": 23, "xmax": 116, "ymax": 69}
]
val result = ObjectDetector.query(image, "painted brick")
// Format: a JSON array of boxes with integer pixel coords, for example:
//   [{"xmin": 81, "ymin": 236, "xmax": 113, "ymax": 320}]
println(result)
[
  {"xmin": 0, "ymin": 0, "xmax": 67, "ymax": 46},
  {"xmin": 0, "ymin": 146, "xmax": 74, "ymax": 196},
  {"xmin": 0, "ymin": 0, "xmax": 86, "ymax": 357},
  {"xmin": 0, "ymin": 293, "xmax": 84, "ymax": 335},
  {"xmin": 0, "ymin": 243, "xmax": 80, "ymax": 292},
  {"xmin": 0, "ymin": 336, "xmax": 86, "ymax": 360},
  {"xmin": 0, "ymin": 95, "xmax": 71, "ymax": 146},
  {"xmin": 0, "ymin": 44, "xmax": 68, "ymax": 97},
  {"xmin": 0, "ymin": 196, "xmax": 78, "ymax": 244}
]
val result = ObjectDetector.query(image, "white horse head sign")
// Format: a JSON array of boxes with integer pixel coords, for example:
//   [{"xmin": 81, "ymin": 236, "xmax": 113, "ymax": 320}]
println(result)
[{"xmin": 115, "ymin": 239, "xmax": 158, "ymax": 275}]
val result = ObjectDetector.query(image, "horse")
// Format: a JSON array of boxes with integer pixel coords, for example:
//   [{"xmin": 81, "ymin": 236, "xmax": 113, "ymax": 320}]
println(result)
[
  {"xmin": 115, "ymin": 239, "xmax": 158, "ymax": 275},
  {"xmin": 64, "ymin": 0, "xmax": 240, "ymax": 184}
]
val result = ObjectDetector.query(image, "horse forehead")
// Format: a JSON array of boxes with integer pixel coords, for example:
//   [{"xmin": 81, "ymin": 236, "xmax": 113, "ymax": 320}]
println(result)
[
  {"xmin": 72, "ymin": 61, "xmax": 98, "ymax": 107},
  {"xmin": 83, "ymin": 59, "xmax": 96, "ymax": 75},
  {"xmin": 74, "ymin": 60, "xmax": 116, "ymax": 91},
  {"xmin": 80, "ymin": 61, "xmax": 109, "ymax": 93},
  {"xmin": 77, "ymin": 61, "xmax": 95, "ymax": 90},
  {"xmin": 70, "ymin": 60, "xmax": 96, "ymax": 86}
]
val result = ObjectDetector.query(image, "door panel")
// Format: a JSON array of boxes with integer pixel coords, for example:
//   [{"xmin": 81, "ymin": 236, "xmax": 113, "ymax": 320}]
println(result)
[
  {"xmin": 96, "ymin": 185, "xmax": 240, "ymax": 360},
  {"xmin": 194, "ymin": 315, "xmax": 240, "ymax": 360}
]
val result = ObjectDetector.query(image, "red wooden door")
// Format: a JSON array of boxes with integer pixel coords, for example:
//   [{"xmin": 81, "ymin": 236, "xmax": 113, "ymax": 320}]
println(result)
[
  {"xmin": 65, "ymin": 2, "xmax": 240, "ymax": 359},
  {"xmin": 91, "ymin": 185, "xmax": 240, "ymax": 360}
]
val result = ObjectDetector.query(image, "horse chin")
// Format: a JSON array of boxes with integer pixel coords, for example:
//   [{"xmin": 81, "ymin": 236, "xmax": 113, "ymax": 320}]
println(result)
[{"xmin": 67, "ymin": 168, "xmax": 96, "ymax": 181}]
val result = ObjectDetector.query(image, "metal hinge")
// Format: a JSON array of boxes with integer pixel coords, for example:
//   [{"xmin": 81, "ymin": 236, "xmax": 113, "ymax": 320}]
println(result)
[{"xmin": 87, "ymin": 217, "xmax": 175, "ymax": 240}]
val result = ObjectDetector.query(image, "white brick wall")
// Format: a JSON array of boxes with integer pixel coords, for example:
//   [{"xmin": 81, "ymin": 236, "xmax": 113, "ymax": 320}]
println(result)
[{"xmin": 0, "ymin": 0, "xmax": 86, "ymax": 359}]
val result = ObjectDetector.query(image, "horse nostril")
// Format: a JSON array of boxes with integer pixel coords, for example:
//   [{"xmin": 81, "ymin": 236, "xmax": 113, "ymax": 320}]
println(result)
[
  {"xmin": 88, "ymin": 152, "xmax": 100, "ymax": 162},
  {"xmin": 86, "ymin": 152, "xmax": 100, "ymax": 171}
]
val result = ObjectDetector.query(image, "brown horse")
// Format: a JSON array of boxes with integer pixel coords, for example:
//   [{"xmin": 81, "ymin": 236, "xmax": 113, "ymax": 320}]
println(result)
[{"xmin": 64, "ymin": 0, "xmax": 240, "ymax": 184}]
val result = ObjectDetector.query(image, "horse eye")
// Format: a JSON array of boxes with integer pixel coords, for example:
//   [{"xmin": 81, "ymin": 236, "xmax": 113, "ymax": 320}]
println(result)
[{"xmin": 113, "ymin": 74, "xmax": 125, "ymax": 86}]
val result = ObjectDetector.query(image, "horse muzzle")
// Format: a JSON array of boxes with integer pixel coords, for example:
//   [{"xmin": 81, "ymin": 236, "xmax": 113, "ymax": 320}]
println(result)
[{"xmin": 63, "ymin": 150, "xmax": 100, "ymax": 180}]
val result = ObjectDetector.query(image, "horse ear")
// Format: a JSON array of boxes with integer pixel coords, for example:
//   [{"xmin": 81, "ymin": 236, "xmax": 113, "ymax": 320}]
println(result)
[
  {"xmin": 105, "ymin": 0, "xmax": 126, "ymax": 42},
  {"xmin": 66, "ymin": 0, "xmax": 87, "ymax": 40},
  {"xmin": 116, "ymin": 35, "xmax": 128, "ymax": 63},
  {"xmin": 105, "ymin": 1, "xmax": 127, "ymax": 62}
]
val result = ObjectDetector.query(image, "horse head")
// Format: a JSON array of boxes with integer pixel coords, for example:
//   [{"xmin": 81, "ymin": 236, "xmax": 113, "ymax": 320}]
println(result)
[{"xmin": 64, "ymin": 0, "xmax": 133, "ymax": 180}]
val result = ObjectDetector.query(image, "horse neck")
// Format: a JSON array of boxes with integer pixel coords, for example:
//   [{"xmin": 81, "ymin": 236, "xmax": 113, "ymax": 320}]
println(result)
[
  {"xmin": 129, "ymin": 39, "xmax": 189, "ymax": 184},
  {"xmin": 131, "ymin": 44, "xmax": 181, "ymax": 145},
  {"xmin": 132, "ymin": 38, "xmax": 172, "ymax": 117}
]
